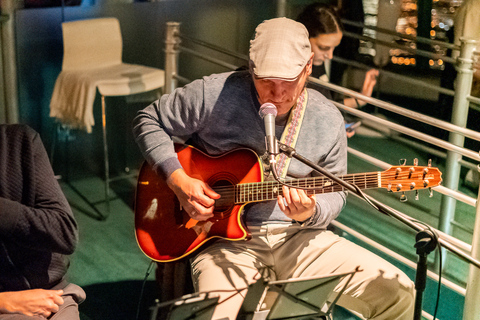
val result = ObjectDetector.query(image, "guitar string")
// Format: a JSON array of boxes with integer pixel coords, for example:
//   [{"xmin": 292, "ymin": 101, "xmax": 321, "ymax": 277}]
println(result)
[
  {"xmin": 211, "ymin": 171, "xmax": 437, "ymax": 190},
  {"xmin": 211, "ymin": 174, "xmax": 436, "ymax": 189},
  {"xmin": 210, "ymin": 171, "xmax": 438, "ymax": 201}
]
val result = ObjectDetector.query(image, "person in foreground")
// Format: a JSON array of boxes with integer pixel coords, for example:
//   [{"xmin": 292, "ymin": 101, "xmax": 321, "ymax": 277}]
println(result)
[
  {"xmin": 0, "ymin": 124, "xmax": 85, "ymax": 319},
  {"xmin": 133, "ymin": 18, "xmax": 414, "ymax": 320}
]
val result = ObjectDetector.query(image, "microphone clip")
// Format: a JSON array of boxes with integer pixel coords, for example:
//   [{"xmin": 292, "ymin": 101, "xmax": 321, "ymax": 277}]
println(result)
[{"xmin": 265, "ymin": 135, "xmax": 279, "ymax": 164}]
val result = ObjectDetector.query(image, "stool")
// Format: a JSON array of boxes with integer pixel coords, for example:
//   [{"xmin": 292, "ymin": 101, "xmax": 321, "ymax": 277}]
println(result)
[{"xmin": 50, "ymin": 17, "xmax": 165, "ymax": 218}]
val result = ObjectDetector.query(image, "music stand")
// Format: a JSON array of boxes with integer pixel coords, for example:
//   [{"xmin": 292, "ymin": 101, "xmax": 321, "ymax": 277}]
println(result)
[
  {"xmin": 238, "ymin": 276, "xmax": 269, "ymax": 320},
  {"xmin": 265, "ymin": 268, "xmax": 360, "ymax": 320},
  {"xmin": 149, "ymin": 292, "xmax": 219, "ymax": 320}
]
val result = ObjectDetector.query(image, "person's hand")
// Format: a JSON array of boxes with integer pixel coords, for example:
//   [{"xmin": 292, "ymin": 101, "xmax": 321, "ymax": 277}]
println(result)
[
  {"xmin": 167, "ymin": 169, "xmax": 220, "ymax": 221},
  {"xmin": 277, "ymin": 186, "xmax": 316, "ymax": 223},
  {"xmin": 0, "ymin": 289, "xmax": 64, "ymax": 318},
  {"xmin": 343, "ymin": 69, "xmax": 379, "ymax": 109},
  {"xmin": 360, "ymin": 69, "xmax": 379, "ymax": 98}
]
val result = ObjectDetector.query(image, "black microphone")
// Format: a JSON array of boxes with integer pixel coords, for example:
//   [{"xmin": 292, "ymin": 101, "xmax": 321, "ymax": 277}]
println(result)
[{"xmin": 258, "ymin": 103, "xmax": 279, "ymax": 164}]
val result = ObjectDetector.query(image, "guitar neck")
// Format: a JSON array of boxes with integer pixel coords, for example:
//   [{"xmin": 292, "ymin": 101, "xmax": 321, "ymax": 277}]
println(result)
[{"xmin": 235, "ymin": 172, "xmax": 379, "ymax": 203}]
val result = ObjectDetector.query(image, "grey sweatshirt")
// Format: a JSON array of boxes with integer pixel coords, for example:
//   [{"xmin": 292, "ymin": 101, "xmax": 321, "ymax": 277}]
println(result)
[{"xmin": 133, "ymin": 70, "xmax": 347, "ymax": 228}]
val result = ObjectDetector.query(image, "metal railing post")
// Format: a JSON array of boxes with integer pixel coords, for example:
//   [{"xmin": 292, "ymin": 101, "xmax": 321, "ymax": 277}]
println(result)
[
  {"xmin": 1, "ymin": 0, "xmax": 19, "ymax": 123},
  {"xmin": 276, "ymin": 0, "xmax": 287, "ymax": 17},
  {"xmin": 164, "ymin": 22, "xmax": 181, "ymax": 94},
  {"xmin": 463, "ymin": 163, "xmax": 480, "ymax": 320},
  {"xmin": 438, "ymin": 39, "xmax": 477, "ymax": 238}
]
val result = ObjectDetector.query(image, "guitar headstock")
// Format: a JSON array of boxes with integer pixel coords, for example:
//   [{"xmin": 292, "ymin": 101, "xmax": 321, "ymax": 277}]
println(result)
[{"xmin": 381, "ymin": 163, "xmax": 442, "ymax": 194}]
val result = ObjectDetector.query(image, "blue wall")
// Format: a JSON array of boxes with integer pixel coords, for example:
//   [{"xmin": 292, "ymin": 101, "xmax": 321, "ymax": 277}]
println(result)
[{"xmin": 14, "ymin": 0, "xmax": 282, "ymax": 175}]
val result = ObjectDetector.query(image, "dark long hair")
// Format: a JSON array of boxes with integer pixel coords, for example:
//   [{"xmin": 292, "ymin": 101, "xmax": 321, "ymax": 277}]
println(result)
[{"xmin": 296, "ymin": 3, "xmax": 344, "ymax": 38}]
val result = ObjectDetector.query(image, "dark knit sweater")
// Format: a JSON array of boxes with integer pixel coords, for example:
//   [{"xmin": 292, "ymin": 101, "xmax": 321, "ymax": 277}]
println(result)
[{"xmin": 0, "ymin": 124, "xmax": 78, "ymax": 292}]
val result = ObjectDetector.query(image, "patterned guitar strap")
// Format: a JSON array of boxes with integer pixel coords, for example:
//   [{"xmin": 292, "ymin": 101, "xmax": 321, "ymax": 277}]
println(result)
[{"xmin": 262, "ymin": 89, "xmax": 308, "ymax": 180}]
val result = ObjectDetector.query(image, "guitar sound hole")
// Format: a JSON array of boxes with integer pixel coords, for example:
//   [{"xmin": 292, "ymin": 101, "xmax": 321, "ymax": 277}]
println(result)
[{"xmin": 212, "ymin": 179, "xmax": 235, "ymax": 215}]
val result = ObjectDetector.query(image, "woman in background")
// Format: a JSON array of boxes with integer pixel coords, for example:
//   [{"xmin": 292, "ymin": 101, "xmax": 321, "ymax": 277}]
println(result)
[{"xmin": 297, "ymin": 3, "xmax": 378, "ymax": 110}]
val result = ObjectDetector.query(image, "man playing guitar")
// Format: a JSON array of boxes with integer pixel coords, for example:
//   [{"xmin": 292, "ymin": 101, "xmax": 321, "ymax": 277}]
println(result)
[{"xmin": 133, "ymin": 17, "xmax": 415, "ymax": 320}]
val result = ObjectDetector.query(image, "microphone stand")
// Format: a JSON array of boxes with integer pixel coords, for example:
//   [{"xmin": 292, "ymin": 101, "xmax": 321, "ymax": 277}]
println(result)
[
  {"xmin": 273, "ymin": 141, "xmax": 480, "ymax": 320},
  {"xmin": 413, "ymin": 230, "xmax": 438, "ymax": 320}
]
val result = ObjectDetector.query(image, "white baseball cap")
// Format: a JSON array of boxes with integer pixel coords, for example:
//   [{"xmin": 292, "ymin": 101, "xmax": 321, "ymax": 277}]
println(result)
[{"xmin": 249, "ymin": 17, "xmax": 312, "ymax": 80}]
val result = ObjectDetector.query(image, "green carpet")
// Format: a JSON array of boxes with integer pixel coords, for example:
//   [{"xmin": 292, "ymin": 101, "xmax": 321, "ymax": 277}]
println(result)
[{"xmin": 61, "ymin": 177, "xmax": 158, "ymax": 320}]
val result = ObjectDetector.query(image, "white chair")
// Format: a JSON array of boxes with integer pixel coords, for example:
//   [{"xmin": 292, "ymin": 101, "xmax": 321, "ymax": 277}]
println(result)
[{"xmin": 50, "ymin": 17, "xmax": 165, "ymax": 218}]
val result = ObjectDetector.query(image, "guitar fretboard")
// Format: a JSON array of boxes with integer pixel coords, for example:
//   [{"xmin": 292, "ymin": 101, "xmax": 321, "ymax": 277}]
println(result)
[{"xmin": 235, "ymin": 172, "xmax": 380, "ymax": 203}]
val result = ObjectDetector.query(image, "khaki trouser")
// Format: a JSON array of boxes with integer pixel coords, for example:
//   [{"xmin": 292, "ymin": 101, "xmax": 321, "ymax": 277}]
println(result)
[
  {"xmin": 191, "ymin": 224, "xmax": 414, "ymax": 320},
  {"xmin": 0, "ymin": 282, "xmax": 85, "ymax": 320}
]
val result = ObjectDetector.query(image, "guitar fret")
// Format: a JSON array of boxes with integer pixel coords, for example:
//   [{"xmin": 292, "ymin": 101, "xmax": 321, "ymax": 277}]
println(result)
[
  {"xmin": 236, "ymin": 169, "xmax": 438, "ymax": 203},
  {"xmin": 256, "ymin": 182, "xmax": 259, "ymax": 201},
  {"xmin": 239, "ymin": 184, "xmax": 244, "ymax": 203},
  {"xmin": 238, "ymin": 185, "xmax": 241, "ymax": 202},
  {"xmin": 257, "ymin": 182, "xmax": 262, "ymax": 201},
  {"xmin": 318, "ymin": 177, "xmax": 324, "ymax": 193},
  {"xmin": 274, "ymin": 181, "xmax": 280, "ymax": 199},
  {"xmin": 261, "ymin": 181, "xmax": 267, "ymax": 201}
]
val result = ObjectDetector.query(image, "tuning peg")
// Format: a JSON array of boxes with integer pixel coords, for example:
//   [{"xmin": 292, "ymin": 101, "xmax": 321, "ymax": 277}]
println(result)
[
  {"xmin": 415, "ymin": 190, "xmax": 419, "ymax": 200},
  {"xmin": 428, "ymin": 159, "xmax": 432, "ymax": 167},
  {"xmin": 423, "ymin": 168, "xmax": 428, "ymax": 180},
  {"xmin": 399, "ymin": 159, "xmax": 407, "ymax": 166},
  {"xmin": 387, "ymin": 183, "xmax": 392, "ymax": 192},
  {"xmin": 414, "ymin": 158, "xmax": 418, "ymax": 166},
  {"xmin": 400, "ymin": 192, "xmax": 408, "ymax": 202},
  {"xmin": 395, "ymin": 167, "xmax": 401, "ymax": 178},
  {"xmin": 429, "ymin": 187, "xmax": 433, "ymax": 197}
]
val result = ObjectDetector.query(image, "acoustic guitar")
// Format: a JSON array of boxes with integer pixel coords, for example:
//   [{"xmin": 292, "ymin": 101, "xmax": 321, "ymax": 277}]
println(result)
[{"xmin": 134, "ymin": 144, "xmax": 442, "ymax": 262}]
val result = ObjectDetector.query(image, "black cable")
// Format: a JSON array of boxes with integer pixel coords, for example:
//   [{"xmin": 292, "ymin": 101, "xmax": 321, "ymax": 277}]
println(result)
[
  {"xmin": 433, "ymin": 235, "xmax": 442, "ymax": 320},
  {"xmin": 360, "ymin": 203, "xmax": 443, "ymax": 319},
  {"xmin": 136, "ymin": 260, "xmax": 155, "ymax": 320},
  {"xmin": 371, "ymin": 201, "xmax": 442, "ymax": 319}
]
